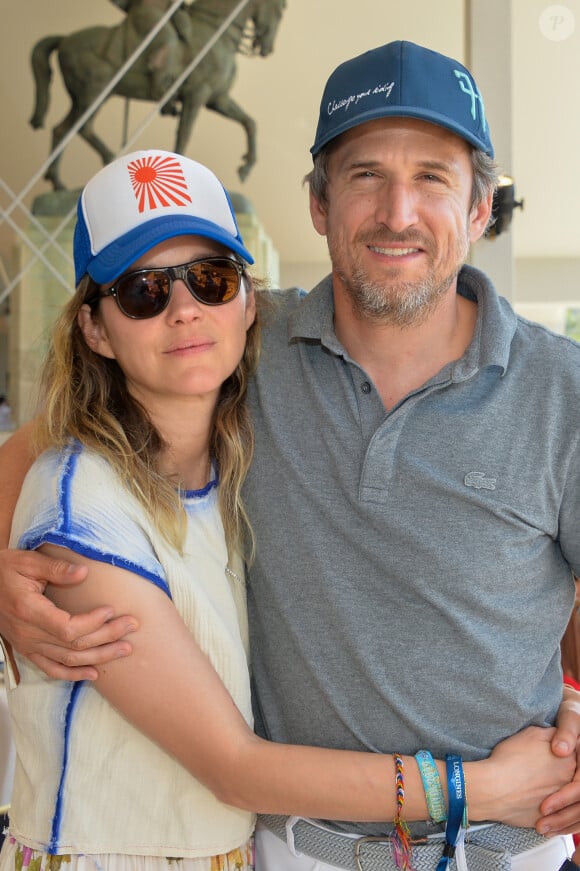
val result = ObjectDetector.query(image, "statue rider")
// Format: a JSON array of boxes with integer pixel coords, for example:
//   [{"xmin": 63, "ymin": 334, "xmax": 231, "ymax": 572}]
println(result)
[{"xmin": 109, "ymin": 0, "xmax": 192, "ymax": 102}]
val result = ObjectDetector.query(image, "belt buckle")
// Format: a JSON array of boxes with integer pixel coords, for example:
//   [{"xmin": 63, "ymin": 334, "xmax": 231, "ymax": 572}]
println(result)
[{"xmin": 354, "ymin": 833, "xmax": 428, "ymax": 871}]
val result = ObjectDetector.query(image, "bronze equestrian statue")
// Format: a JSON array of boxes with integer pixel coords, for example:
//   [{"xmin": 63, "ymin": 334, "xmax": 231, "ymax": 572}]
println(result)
[{"xmin": 29, "ymin": 0, "xmax": 286, "ymax": 190}]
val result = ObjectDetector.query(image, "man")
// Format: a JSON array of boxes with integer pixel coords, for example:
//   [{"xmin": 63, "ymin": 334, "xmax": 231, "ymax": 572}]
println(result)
[
  {"xmin": 107, "ymin": 0, "xmax": 192, "ymax": 102},
  {"xmin": 1, "ymin": 41, "xmax": 580, "ymax": 870}
]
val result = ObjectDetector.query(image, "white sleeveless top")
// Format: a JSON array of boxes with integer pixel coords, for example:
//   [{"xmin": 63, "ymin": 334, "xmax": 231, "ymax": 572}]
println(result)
[{"xmin": 6, "ymin": 442, "xmax": 254, "ymax": 858}]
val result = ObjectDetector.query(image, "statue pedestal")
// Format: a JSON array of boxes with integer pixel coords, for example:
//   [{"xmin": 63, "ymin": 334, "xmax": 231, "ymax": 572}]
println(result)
[
  {"xmin": 229, "ymin": 192, "xmax": 279, "ymax": 287},
  {"xmin": 10, "ymin": 214, "xmax": 75, "ymax": 425},
  {"xmin": 8, "ymin": 196, "xmax": 278, "ymax": 426}
]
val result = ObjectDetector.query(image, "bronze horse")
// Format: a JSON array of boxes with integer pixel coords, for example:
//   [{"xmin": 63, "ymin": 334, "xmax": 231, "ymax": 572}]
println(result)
[{"xmin": 29, "ymin": 0, "xmax": 286, "ymax": 190}]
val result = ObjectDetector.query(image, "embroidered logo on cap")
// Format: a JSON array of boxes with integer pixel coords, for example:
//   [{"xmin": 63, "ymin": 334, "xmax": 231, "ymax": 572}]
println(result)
[
  {"xmin": 128, "ymin": 154, "xmax": 192, "ymax": 213},
  {"xmin": 453, "ymin": 70, "xmax": 488, "ymax": 133}
]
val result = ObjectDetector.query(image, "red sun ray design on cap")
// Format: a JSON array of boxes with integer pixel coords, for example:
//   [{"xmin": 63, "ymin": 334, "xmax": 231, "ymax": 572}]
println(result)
[{"xmin": 127, "ymin": 155, "xmax": 193, "ymax": 213}]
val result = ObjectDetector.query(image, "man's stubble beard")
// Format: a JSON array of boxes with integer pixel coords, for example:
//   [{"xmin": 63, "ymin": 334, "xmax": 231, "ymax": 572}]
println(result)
[{"xmin": 331, "ymin": 230, "xmax": 471, "ymax": 328}]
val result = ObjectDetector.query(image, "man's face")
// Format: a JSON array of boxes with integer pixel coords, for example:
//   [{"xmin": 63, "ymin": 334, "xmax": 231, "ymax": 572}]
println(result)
[{"xmin": 309, "ymin": 117, "xmax": 492, "ymax": 327}]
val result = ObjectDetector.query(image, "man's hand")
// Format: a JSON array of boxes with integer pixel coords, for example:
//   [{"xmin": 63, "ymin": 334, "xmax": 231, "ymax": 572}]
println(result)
[
  {"xmin": 0, "ymin": 549, "xmax": 137, "ymax": 681},
  {"xmin": 536, "ymin": 685, "xmax": 580, "ymax": 835}
]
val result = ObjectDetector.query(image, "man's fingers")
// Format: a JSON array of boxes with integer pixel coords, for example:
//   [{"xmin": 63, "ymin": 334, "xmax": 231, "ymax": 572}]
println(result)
[
  {"xmin": 27, "ymin": 633, "xmax": 135, "ymax": 680},
  {"xmin": 27, "ymin": 653, "xmax": 100, "ymax": 682},
  {"xmin": 538, "ymin": 779, "xmax": 580, "ymax": 833},
  {"xmin": 45, "ymin": 558, "xmax": 89, "ymax": 585},
  {"xmin": 553, "ymin": 686, "xmax": 580, "ymax": 757},
  {"xmin": 67, "ymin": 613, "xmax": 138, "ymax": 651},
  {"xmin": 551, "ymin": 728, "xmax": 578, "ymax": 757},
  {"xmin": 11, "ymin": 602, "xmax": 136, "ymax": 655},
  {"xmin": 5, "ymin": 549, "xmax": 87, "ymax": 588},
  {"xmin": 0, "ymin": 549, "xmax": 137, "ymax": 678},
  {"xmin": 12, "ymin": 599, "xmax": 107, "ymax": 645},
  {"xmin": 536, "ymin": 800, "xmax": 580, "ymax": 836}
]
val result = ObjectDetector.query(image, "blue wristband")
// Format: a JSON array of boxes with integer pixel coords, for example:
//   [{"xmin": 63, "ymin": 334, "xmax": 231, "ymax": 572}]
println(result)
[{"xmin": 436, "ymin": 755, "xmax": 465, "ymax": 871}]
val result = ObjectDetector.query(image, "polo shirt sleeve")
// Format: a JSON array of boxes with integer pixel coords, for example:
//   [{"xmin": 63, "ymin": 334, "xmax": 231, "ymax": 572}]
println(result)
[{"xmin": 559, "ymin": 434, "xmax": 580, "ymax": 577}]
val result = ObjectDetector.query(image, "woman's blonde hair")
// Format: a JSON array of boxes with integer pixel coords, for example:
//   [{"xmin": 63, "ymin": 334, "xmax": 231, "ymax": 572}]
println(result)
[{"xmin": 35, "ymin": 273, "xmax": 261, "ymax": 556}]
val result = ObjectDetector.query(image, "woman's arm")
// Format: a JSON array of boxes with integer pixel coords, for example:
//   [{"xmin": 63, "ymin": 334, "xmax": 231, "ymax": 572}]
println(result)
[
  {"xmin": 0, "ymin": 426, "xmax": 135, "ymax": 680},
  {"xmin": 42, "ymin": 543, "xmax": 576, "ymax": 828}
]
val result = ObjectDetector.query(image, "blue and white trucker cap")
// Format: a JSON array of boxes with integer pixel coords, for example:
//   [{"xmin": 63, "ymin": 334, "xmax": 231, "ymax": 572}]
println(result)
[
  {"xmin": 311, "ymin": 40, "xmax": 493, "ymax": 158},
  {"xmin": 73, "ymin": 149, "xmax": 254, "ymax": 286}
]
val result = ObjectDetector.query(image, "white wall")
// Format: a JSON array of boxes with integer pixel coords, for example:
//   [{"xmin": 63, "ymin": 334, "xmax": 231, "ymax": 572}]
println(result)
[
  {"xmin": 511, "ymin": 0, "xmax": 580, "ymax": 308},
  {"xmin": 516, "ymin": 258, "xmax": 580, "ymax": 302}
]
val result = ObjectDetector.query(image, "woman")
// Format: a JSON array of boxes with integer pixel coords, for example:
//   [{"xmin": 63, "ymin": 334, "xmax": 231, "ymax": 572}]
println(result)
[{"xmin": 0, "ymin": 150, "xmax": 575, "ymax": 871}]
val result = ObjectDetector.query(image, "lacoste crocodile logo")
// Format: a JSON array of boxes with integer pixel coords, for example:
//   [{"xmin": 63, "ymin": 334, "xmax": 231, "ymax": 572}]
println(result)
[{"xmin": 464, "ymin": 471, "xmax": 496, "ymax": 491}]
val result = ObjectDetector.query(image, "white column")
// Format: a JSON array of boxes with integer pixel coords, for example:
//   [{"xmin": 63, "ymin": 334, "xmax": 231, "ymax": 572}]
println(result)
[{"xmin": 465, "ymin": 0, "xmax": 515, "ymax": 300}]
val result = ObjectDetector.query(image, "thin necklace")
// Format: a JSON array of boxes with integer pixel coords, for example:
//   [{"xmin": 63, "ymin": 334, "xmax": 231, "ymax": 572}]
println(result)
[{"xmin": 225, "ymin": 566, "xmax": 244, "ymax": 585}]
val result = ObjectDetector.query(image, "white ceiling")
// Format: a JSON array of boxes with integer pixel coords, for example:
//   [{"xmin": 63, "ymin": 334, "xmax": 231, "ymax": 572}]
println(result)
[{"xmin": 2, "ymin": 0, "xmax": 579, "ymax": 280}]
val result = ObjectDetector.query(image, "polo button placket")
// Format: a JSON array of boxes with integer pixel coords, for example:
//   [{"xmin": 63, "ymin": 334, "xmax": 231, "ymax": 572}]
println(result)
[{"xmin": 359, "ymin": 378, "xmax": 453, "ymax": 503}]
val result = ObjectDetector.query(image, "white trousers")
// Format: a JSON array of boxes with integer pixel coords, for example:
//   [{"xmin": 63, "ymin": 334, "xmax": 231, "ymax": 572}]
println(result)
[{"xmin": 255, "ymin": 820, "xmax": 573, "ymax": 871}]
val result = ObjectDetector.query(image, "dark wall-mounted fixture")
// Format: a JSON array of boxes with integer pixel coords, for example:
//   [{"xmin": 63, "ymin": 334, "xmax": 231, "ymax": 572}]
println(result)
[{"xmin": 485, "ymin": 175, "xmax": 525, "ymax": 238}]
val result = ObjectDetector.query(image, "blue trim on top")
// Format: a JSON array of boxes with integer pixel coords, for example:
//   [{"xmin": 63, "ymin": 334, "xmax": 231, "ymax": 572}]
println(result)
[
  {"xmin": 16, "ymin": 439, "xmax": 172, "ymax": 598},
  {"xmin": 20, "ymin": 531, "xmax": 172, "ymax": 599},
  {"xmin": 19, "ymin": 439, "xmax": 174, "ymax": 849},
  {"xmin": 181, "ymin": 473, "xmax": 218, "ymax": 500},
  {"xmin": 59, "ymin": 445, "xmax": 81, "ymax": 535},
  {"xmin": 49, "ymin": 681, "xmax": 85, "ymax": 851}
]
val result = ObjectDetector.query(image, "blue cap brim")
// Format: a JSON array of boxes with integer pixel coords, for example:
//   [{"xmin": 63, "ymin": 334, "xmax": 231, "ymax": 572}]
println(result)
[{"xmin": 87, "ymin": 214, "xmax": 254, "ymax": 285}]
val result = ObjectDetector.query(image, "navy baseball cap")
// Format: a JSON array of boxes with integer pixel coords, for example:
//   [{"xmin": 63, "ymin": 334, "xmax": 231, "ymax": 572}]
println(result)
[
  {"xmin": 73, "ymin": 149, "xmax": 253, "ymax": 286},
  {"xmin": 311, "ymin": 40, "xmax": 494, "ymax": 158}
]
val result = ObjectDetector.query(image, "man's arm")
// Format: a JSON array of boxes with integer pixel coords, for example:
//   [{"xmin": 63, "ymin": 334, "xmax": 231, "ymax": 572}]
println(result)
[
  {"xmin": 0, "ymin": 425, "xmax": 136, "ymax": 681},
  {"xmin": 0, "ymin": 422, "xmax": 35, "ymax": 547}
]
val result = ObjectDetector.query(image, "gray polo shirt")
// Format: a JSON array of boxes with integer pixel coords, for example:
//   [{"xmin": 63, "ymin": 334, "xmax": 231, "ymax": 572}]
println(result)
[{"xmin": 245, "ymin": 265, "xmax": 580, "ymax": 774}]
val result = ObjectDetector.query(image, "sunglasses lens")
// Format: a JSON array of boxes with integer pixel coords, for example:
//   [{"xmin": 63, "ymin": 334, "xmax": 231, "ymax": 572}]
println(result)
[
  {"xmin": 116, "ymin": 272, "xmax": 171, "ymax": 318},
  {"xmin": 186, "ymin": 260, "xmax": 241, "ymax": 305},
  {"xmin": 110, "ymin": 258, "xmax": 242, "ymax": 318}
]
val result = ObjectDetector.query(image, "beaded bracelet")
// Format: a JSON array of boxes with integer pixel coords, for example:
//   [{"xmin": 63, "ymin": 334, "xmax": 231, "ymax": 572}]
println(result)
[
  {"xmin": 391, "ymin": 753, "xmax": 414, "ymax": 871},
  {"xmin": 415, "ymin": 750, "xmax": 447, "ymax": 823}
]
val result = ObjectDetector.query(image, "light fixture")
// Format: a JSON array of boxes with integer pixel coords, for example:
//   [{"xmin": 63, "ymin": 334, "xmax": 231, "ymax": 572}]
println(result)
[{"xmin": 485, "ymin": 175, "xmax": 524, "ymax": 238}]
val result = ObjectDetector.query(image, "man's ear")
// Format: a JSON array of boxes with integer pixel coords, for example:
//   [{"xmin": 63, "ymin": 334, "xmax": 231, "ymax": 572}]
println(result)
[
  {"xmin": 469, "ymin": 191, "xmax": 494, "ymax": 244},
  {"xmin": 77, "ymin": 305, "xmax": 115, "ymax": 360},
  {"xmin": 309, "ymin": 188, "xmax": 329, "ymax": 238}
]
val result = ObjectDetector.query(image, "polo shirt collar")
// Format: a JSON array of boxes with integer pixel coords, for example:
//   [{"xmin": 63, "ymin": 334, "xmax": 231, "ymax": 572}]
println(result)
[
  {"xmin": 287, "ymin": 265, "xmax": 517, "ymax": 378},
  {"xmin": 287, "ymin": 274, "xmax": 338, "ymax": 348},
  {"xmin": 453, "ymin": 265, "xmax": 517, "ymax": 379}
]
